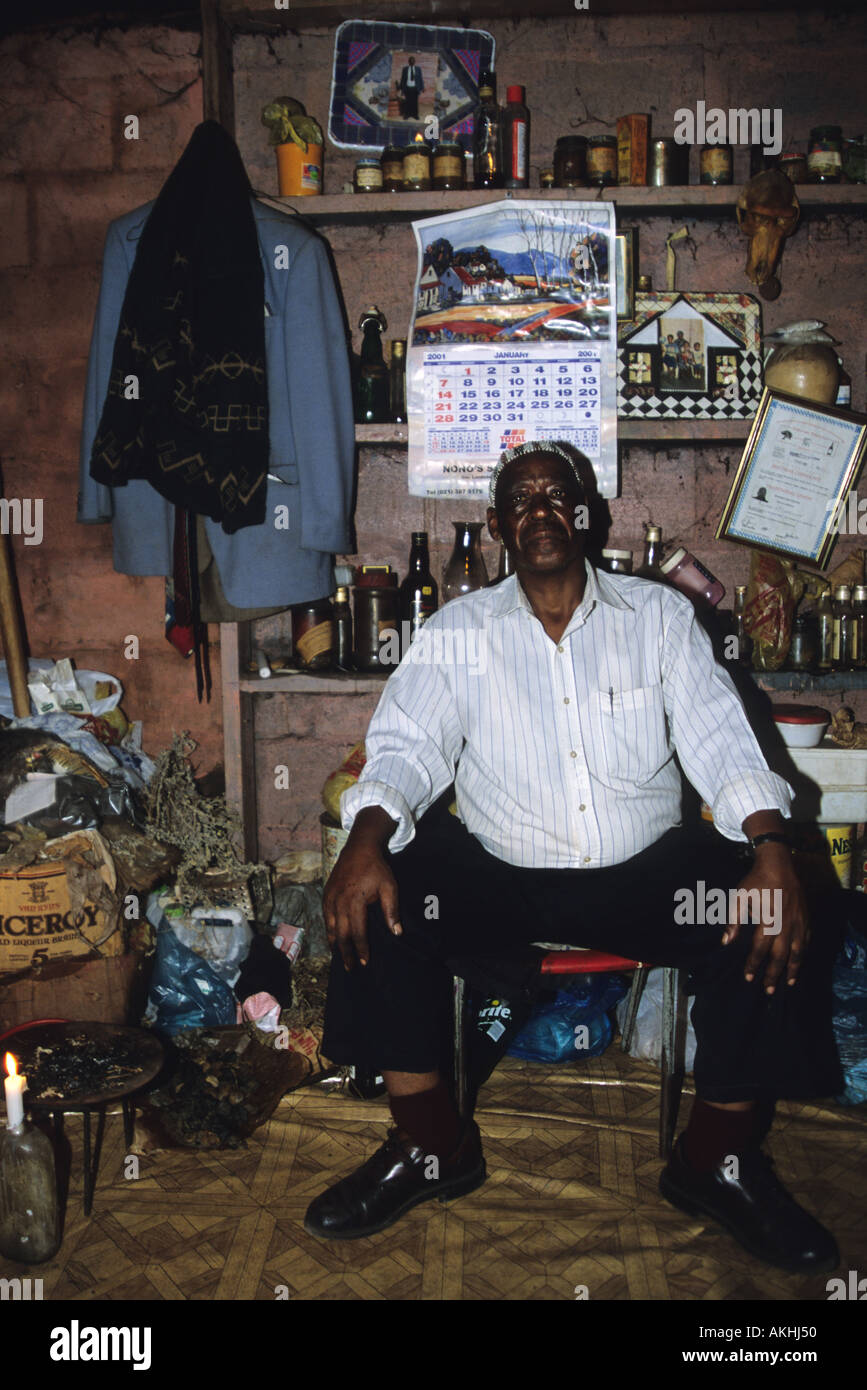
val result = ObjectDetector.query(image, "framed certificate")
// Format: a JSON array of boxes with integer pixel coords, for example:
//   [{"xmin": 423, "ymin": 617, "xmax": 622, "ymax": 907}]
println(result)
[{"xmin": 716, "ymin": 388, "xmax": 867, "ymax": 568}]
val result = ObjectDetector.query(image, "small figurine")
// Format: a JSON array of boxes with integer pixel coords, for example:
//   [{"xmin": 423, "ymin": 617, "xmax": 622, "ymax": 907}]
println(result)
[
  {"xmin": 736, "ymin": 169, "xmax": 800, "ymax": 301},
  {"xmin": 827, "ymin": 707, "xmax": 867, "ymax": 750}
]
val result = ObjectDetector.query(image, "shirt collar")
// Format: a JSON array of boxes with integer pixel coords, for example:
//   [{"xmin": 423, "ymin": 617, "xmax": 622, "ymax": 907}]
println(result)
[{"xmin": 490, "ymin": 561, "xmax": 634, "ymax": 620}]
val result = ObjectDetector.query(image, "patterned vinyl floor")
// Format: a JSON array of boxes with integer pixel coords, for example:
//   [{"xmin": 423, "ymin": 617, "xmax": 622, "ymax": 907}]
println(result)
[{"xmin": 2, "ymin": 1050, "xmax": 864, "ymax": 1301}]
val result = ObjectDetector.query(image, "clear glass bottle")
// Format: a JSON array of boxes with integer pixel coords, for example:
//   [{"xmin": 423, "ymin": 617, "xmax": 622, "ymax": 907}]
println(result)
[
  {"xmin": 0, "ymin": 1119, "xmax": 61, "ymax": 1265},
  {"xmin": 490, "ymin": 542, "xmax": 514, "ymax": 584},
  {"xmin": 816, "ymin": 589, "xmax": 834, "ymax": 672},
  {"xmin": 389, "ymin": 339, "xmax": 407, "ymax": 423},
  {"xmin": 501, "ymin": 85, "xmax": 530, "ymax": 190},
  {"xmin": 472, "ymin": 69, "xmax": 502, "ymax": 189},
  {"xmin": 399, "ymin": 532, "xmax": 438, "ymax": 650},
  {"xmin": 853, "ymin": 585, "xmax": 867, "ymax": 670},
  {"xmin": 442, "ymin": 522, "xmax": 489, "ymax": 601},
  {"xmin": 355, "ymin": 306, "xmax": 390, "ymax": 424},
  {"xmin": 635, "ymin": 522, "xmax": 664, "ymax": 579},
  {"xmin": 832, "ymin": 584, "xmax": 855, "ymax": 670},
  {"xmin": 333, "ymin": 586, "xmax": 353, "ymax": 671},
  {"xmin": 731, "ymin": 585, "xmax": 753, "ymax": 666}
]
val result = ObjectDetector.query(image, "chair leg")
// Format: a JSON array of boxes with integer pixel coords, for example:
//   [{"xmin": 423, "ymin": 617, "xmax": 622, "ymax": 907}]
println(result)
[
  {"xmin": 620, "ymin": 965, "xmax": 649, "ymax": 1052},
  {"xmin": 453, "ymin": 975, "xmax": 468, "ymax": 1120},
  {"xmin": 659, "ymin": 967, "xmax": 687, "ymax": 1159}
]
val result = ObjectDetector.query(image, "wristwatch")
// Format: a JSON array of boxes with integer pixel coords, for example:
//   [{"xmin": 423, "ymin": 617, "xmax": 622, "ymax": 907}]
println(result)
[{"xmin": 748, "ymin": 831, "xmax": 792, "ymax": 852}]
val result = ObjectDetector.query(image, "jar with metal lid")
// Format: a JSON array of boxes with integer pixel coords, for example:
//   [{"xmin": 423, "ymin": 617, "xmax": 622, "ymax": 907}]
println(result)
[
  {"xmin": 842, "ymin": 136, "xmax": 867, "ymax": 184},
  {"xmin": 402, "ymin": 140, "xmax": 432, "ymax": 191},
  {"xmin": 637, "ymin": 274, "xmax": 652, "ymax": 292},
  {"xmin": 807, "ymin": 126, "xmax": 842, "ymax": 183},
  {"xmin": 353, "ymin": 570, "xmax": 400, "ymax": 673},
  {"xmin": 699, "ymin": 144, "xmax": 733, "ymax": 185},
  {"xmin": 788, "ymin": 613, "xmax": 818, "ymax": 672},
  {"xmin": 601, "ymin": 548, "xmax": 633, "ymax": 574},
  {"xmin": 778, "ymin": 150, "xmax": 807, "ymax": 184},
  {"xmin": 586, "ymin": 134, "xmax": 617, "ymax": 186},
  {"xmin": 353, "ymin": 157, "xmax": 383, "ymax": 194},
  {"xmin": 553, "ymin": 135, "xmax": 587, "ymax": 188},
  {"xmin": 649, "ymin": 137, "xmax": 679, "ymax": 186},
  {"xmin": 291, "ymin": 598, "xmax": 336, "ymax": 670},
  {"xmin": 381, "ymin": 145, "xmax": 404, "ymax": 191},
  {"xmin": 432, "ymin": 141, "xmax": 464, "ymax": 190}
]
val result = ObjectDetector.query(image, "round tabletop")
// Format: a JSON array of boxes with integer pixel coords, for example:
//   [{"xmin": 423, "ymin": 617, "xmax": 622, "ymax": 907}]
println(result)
[{"xmin": 8, "ymin": 1022, "xmax": 165, "ymax": 1109}]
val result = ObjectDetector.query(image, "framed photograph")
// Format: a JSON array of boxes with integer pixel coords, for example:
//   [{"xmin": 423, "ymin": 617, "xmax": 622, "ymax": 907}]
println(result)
[
  {"xmin": 716, "ymin": 387, "xmax": 867, "ymax": 568},
  {"xmin": 708, "ymin": 346, "xmax": 744, "ymax": 400},
  {"xmin": 616, "ymin": 291, "xmax": 763, "ymax": 419},
  {"xmin": 615, "ymin": 229, "xmax": 636, "ymax": 320},
  {"xmin": 328, "ymin": 20, "xmax": 495, "ymax": 153},
  {"xmin": 623, "ymin": 344, "xmax": 659, "ymax": 396}
]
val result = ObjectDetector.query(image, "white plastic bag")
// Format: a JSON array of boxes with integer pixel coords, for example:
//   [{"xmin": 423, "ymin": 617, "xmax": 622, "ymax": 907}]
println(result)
[{"xmin": 615, "ymin": 967, "xmax": 697, "ymax": 1072}]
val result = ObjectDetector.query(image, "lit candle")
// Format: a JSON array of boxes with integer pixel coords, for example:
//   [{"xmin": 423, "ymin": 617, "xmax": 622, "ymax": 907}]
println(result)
[{"xmin": 4, "ymin": 1052, "xmax": 25, "ymax": 1130}]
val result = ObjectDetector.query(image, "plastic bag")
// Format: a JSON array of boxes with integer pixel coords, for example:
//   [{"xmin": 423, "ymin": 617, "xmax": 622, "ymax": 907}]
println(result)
[
  {"xmin": 0, "ymin": 659, "xmax": 122, "ymax": 720},
  {"xmin": 615, "ymin": 967, "xmax": 697, "ymax": 1072},
  {"xmin": 832, "ymin": 926, "xmax": 867, "ymax": 1106},
  {"xmin": 507, "ymin": 972, "xmax": 627, "ymax": 1063},
  {"xmin": 147, "ymin": 888, "xmax": 252, "ymax": 988},
  {"xmin": 146, "ymin": 925, "xmax": 239, "ymax": 1035}
]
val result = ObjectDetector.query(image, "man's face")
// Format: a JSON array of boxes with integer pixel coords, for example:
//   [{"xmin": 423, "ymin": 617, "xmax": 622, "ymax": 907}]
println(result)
[{"xmin": 487, "ymin": 452, "xmax": 586, "ymax": 575}]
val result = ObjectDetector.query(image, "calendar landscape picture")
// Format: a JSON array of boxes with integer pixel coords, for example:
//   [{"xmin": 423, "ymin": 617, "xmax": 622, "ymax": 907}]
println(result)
[{"xmin": 413, "ymin": 204, "xmax": 612, "ymax": 345}]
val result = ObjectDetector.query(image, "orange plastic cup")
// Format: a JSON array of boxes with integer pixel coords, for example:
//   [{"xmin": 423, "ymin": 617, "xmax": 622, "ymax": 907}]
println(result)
[{"xmin": 275, "ymin": 141, "xmax": 323, "ymax": 196}]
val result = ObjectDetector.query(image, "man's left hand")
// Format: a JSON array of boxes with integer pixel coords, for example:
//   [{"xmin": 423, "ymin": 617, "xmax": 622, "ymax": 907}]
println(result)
[{"xmin": 723, "ymin": 842, "xmax": 810, "ymax": 993}]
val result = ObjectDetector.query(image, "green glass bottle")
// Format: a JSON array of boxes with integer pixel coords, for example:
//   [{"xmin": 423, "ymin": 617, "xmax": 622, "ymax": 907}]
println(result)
[{"xmin": 355, "ymin": 306, "xmax": 391, "ymax": 424}]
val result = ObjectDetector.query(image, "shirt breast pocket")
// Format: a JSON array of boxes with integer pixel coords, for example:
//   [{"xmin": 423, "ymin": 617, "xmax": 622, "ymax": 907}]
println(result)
[{"xmin": 586, "ymin": 685, "xmax": 670, "ymax": 787}]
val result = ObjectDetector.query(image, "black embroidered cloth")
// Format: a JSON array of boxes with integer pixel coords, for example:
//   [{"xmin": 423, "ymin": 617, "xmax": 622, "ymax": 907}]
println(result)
[{"xmin": 89, "ymin": 121, "xmax": 268, "ymax": 534}]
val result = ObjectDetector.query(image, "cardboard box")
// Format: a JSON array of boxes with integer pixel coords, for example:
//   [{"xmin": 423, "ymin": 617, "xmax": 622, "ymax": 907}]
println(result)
[
  {"xmin": 0, "ymin": 830, "xmax": 122, "ymax": 973},
  {"xmin": 617, "ymin": 114, "xmax": 649, "ymax": 185}
]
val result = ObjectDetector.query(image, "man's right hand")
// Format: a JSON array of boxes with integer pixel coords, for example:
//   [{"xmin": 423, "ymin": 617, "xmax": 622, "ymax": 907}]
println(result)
[{"xmin": 323, "ymin": 807, "xmax": 402, "ymax": 971}]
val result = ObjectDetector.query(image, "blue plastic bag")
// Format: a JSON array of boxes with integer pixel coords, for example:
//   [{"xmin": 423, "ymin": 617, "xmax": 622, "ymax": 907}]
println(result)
[
  {"xmin": 146, "ymin": 925, "xmax": 238, "ymax": 1036},
  {"xmin": 507, "ymin": 972, "xmax": 628, "ymax": 1063},
  {"xmin": 832, "ymin": 926, "xmax": 867, "ymax": 1106}
]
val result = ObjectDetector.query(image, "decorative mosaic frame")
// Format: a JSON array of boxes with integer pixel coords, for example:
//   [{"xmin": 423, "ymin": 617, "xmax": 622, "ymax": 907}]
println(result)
[
  {"xmin": 617, "ymin": 291, "xmax": 763, "ymax": 420},
  {"xmin": 328, "ymin": 20, "xmax": 495, "ymax": 153}
]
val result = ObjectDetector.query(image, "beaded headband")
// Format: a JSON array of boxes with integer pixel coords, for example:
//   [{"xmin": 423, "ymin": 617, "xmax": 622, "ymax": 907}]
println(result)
[{"xmin": 488, "ymin": 440, "xmax": 586, "ymax": 506}]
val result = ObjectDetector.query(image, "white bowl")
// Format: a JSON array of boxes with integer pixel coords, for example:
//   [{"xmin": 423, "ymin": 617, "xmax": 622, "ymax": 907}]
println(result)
[{"xmin": 773, "ymin": 704, "xmax": 830, "ymax": 748}]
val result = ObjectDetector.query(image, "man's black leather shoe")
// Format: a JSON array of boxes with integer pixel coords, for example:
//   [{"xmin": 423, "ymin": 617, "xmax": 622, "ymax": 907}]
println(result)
[
  {"xmin": 659, "ymin": 1136, "xmax": 839, "ymax": 1275},
  {"xmin": 304, "ymin": 1120, "xmax": 486, "ymax": 1240}
]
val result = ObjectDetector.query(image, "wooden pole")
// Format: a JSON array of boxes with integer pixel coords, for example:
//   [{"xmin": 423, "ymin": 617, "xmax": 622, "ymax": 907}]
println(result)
[{"xmin": 0, "ymin": 530, "xmax": 31, "ymax": 717}]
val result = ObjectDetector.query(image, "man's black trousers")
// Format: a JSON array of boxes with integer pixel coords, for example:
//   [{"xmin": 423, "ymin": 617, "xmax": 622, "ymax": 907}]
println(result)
[{"xmin": 322, "ymin": 808, "xmax": 843, "ymax": 1103}]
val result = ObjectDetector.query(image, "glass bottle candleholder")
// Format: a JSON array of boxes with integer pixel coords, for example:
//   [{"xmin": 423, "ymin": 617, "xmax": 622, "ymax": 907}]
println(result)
[{"xmin": 442, "ymin": 522, "xmax": 489, "ymax": 601}]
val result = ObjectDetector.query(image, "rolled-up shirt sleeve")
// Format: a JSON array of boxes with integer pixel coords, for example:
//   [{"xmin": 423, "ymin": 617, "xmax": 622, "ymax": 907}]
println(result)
[
  {"xmin": 340, "ymin": 633, "xmax": 465, "ymax": 852},
  {"xmin": 660, "ymin": 591, "xmax": 793, "ymax": 840}
]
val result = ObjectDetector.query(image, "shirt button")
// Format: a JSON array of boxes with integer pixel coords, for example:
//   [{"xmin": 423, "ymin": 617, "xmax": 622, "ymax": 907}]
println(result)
[
  {"xmin": 579, "ymin": 804, "xmax": 586, "ymax": 811},
  {"xmin": 570, "ymin": 750, "xmax": 577, "ymax": 759},
  {"xmin": 584, "ymin": 856, "xmax": 592, "ymax": 864},
  {"xmin": 563, "ymin": 697, "xmax": 570, "ymax": 705},
  {"xmin": 557, "ymin": 645, "xmax": 564, "ymax": 653}
]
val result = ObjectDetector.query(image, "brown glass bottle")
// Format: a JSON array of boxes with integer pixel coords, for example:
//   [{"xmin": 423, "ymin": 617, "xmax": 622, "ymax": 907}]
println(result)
[
  {"xmin": 731, "ymin": 585, "xmax": 752, "ymax": 666},
  {"xmin": 473, "ymin": 70, "xmax": 502, "ymax": 189},
  {"xmin": 635, "ymin": 522, "xmax": 664, "ymax": 579},
  {"xmin": 399, "ymin": 532, "xmax": 439, "ymax": 651},
  {"xmin": 355, "ymin": 306, "xmax": 390, "ymax": 424}
]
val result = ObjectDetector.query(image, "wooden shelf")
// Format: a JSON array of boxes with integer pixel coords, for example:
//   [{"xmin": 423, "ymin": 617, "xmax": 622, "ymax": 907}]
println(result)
[
  {"xmin": 259, "ymin": 185, "xmax": 867, "ymax": 227},
  {"xmin": 239, "ymin": 671, "xmax": 389, "ymax": 694},
  {"xmin": 751, "ymin": 670, "xmax": 867, "ymax": 693}
]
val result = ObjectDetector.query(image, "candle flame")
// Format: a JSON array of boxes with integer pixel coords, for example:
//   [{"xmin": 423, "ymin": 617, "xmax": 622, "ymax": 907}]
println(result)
[
  {"xmin": 5, "ymin": 1052, "xmax": 19, "ymax": 1079},
  {"xmin": 414, "ymin": 132, "xmax": 424, "ymax": 144}
]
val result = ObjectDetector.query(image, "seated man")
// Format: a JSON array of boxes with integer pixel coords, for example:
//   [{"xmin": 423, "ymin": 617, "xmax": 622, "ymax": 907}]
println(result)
[{"xmin": 306, "ymin": 440, "xmax": 840, "ymax": 1274}]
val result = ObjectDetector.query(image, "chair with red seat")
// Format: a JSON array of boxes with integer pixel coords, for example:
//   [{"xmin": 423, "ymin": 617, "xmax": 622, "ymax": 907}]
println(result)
[{"xmin": 452, "ymin": 949, "xmax": 688, "ymax": 1157}]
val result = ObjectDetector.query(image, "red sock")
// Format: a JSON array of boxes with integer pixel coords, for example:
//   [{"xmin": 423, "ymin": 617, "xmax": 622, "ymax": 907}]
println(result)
[
  {"xmin": 684, "ymin": 1098, "xmax": 756, "ymax": 1172},
  {"xmin": 389, "ymin": 1080, "xmax": 462, "ymax": 1159}
]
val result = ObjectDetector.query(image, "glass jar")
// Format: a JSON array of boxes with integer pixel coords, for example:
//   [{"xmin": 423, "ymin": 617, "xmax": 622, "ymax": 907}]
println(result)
[
  {"xmin": 601, "ymin": 548, "xmax": 633, "ymax": 574},
  {"xmin": 586, "ymin": 135, "xmax": 617, "ymax": 186},
  {"xmin": 788, "ymin": 613, "xmax": 818, "ymax": 672},
  {"xmin": 353, "ymin": 157, "xmax": 383, "ymax": 194},
  {"xmin": 381, "ymin": 145, "xmax": 404, "ymax": 192},
  {"xmin": 291, "ymin": 599, "xmax": 335, "ymax": 670},
  {"xmin": 778, "ymin": 151, "xmax": 807, "ymax": 184},
  {"xmin": 553, "ymin": 136, "xmax": 587, "ymax": 187},
  {"xmin": 700, "ymin": 144, "xmax": 733, "ymax": 185},
  {"xmin": 807, "ymin": 125, "xmax": 843, "ymax": 183},
  {"xmin": 842, "ymin": 136, "xmax": 867, "ymax": 184},
  {"xmin": 402, "ymin": 141, "xmax": 432, "ymax": 191},
  {"xmin": 431, "ymin": 141, "xmax": 464, "ymax": 190},
  {"xmin": 442, "ymin": 522, "xmax": 489, "ymax": 601},
  {"xmin": 353, "ymin": 572, "xmax": 399, "ymax": 672}
]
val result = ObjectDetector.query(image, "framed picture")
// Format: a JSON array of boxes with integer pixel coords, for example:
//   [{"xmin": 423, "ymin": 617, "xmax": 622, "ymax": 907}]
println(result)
[
  {"xmin": 617, "ymin": 291, "xmax": 763, "ymax": 419},
  {"xmin": 623, "ymin": 344, "xmax": 659, "ymax": 396},
  {"xmin": 615, "ymin": 229, "xmax": 636, "ymax": 320},
  {"xmin": 716, "ymin": 387, "xmax": 867, "ymax": 568},
  {"xmin": 328, "ymin": 20, "xmax": 495, "ymax": 153},
  {"xmin": 708, "ymin": 347, "xmax": 744, "ymax": 400}
]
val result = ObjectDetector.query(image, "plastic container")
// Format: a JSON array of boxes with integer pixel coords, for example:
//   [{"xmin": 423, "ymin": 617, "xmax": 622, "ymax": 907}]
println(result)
[
  {"xmin": 601, "ymin": 548, "xmax": 633, "ymax": 574},
  {"xmin": 275, "ymin": 141, "xmax": 322, "ymax": 196},
  {"xmin": 772, "ymin": 703, "xmax": 831, "ymax": 747},
  {"xmin": 659, "ymin": 546, "xmax": 725, "ymax": 606},
  {"xmin": 553, "ymin": 136, "xmax": 587, "ymax": 187}
]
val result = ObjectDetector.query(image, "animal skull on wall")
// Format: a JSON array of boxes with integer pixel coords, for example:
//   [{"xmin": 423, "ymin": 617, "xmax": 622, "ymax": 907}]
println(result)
[{"xmin": 735, "ymin": 169, "xmax": 801, "ymax": 301}]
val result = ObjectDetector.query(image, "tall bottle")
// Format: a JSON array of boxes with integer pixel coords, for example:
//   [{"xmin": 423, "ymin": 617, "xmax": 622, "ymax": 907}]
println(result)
[
  {"xmin": 853, "ymin": 585, "xmax": 867, "ymax": 670},
  {"xmin": 355, "ymin": 306, "xmax": 390, "ymax": 424},
  {"xmin": 832, "ymin": 584, "xmax": 855, "ymax": 670},
  {"xmin": 399, "ymin": 531, "xmax": 439, "ymax": 650},
  {"xmin": 635, "ymin": 522, "xmax": 664, "ymax": 579},
  {"xmin": 472, "ymin": 69, "xmax": 502, "ymax": 189},
  {"xmin": 490, "ymin": 543, "xmax": 514, "ymax": 585},
  {"xmin": 389, "ymin": 339, "xmax": 407, "ymax": 423},
  {"xmin": 442, "ymin": 522, "xmax": 489, "ymax": 601},
  {"xmin": 0, "ymin": 1117, "xmax": 61, "ymax": 1265},
  {"xmin": 502, "ymin": 85, "xmax": 530, "ymax": 190},
  {"xmin": 816, "ymin": 589, "xmax": 834, "ymax": 673},
  {"xmin": 731, "ymin": 585, "xmax": 752, "ymax": 666},
  {"xmin": 333, "ymin": 586, "xmax": 353, "ymax": 671}
]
